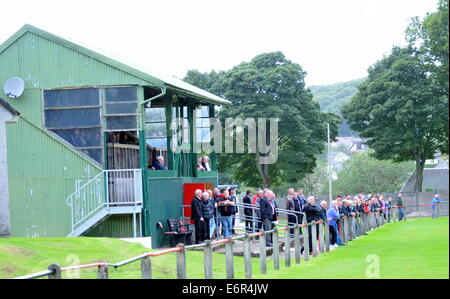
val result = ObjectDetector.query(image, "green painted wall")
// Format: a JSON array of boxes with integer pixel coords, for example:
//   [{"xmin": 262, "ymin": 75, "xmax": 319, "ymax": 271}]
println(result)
[
  {"xmin": 6, "ymin": 116, "xmax": 102, "ymax": 237},
  {"xmin": 84, "ymin": 215, "xmax": 138, "ymax": 238},
  {"xmin": 147, "ymin": 176, "xmax": 218, "ymax": 248}
]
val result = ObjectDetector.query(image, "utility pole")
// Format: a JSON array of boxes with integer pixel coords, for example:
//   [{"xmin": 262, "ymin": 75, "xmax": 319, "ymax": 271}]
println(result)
[{"xmin": 327, "ymin": 123, "xmax": 332, "ymax": 206}]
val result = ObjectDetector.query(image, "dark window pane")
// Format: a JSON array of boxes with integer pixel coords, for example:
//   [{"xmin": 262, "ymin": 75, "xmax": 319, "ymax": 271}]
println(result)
[
  {"xmin": 105, "ymin": 87, "xmax": 137, "ymax": 102},
  {"xmin": 106, "ymin": 116, "xmax": 137, "ymax": 130},
  {"xmin": 105, "ymin": 102, "xmax": 138, "ymax": 114},
  {"xmin": 51, "ymin": 128, "xmax": 102, "ymax": 147},
  {"xmin": 81, "ymin": 149, "xmax": 102, "ymax": 163},
  {"xmin": 44, "ymin": 88, "xmax": 99, "ymax": 108},
  {"xmin": 45, "ymin": 108, "xmax": 100, "ymax": 128}
]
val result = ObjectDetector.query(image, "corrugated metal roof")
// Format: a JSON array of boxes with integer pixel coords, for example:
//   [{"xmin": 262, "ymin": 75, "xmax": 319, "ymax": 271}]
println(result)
[
  {"xmin": 401, "ymin": 168, "xmax": 449, "ymax": 192},
  {"xmin": 0, "ymin": 24, "xmax": 231, "ymax": 106}
]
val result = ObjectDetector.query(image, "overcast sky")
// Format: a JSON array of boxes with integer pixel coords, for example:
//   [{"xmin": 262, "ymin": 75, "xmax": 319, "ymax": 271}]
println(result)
[{"xmin": 0, "ymin": 0, "xmax": 438, "ymax": 86}]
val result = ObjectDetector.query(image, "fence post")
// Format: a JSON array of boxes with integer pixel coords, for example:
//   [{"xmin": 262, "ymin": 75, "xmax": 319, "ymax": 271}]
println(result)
[
  {"xmin": 252, "ymin": 209, "xmax": 256, "ymax": 233},
  {"xmin": 284, "ymin": 227, "xmax": 291, "ymax": 267},
  {"xmin": 349, "ymin": 216, "xmax": 355, "ymax": 240},
  {"xmin": 303, "ymin": 223, "xmax": 310, "ymax": 261},
  {"xmin": 294, "ymin": 224, "xmax": 301, "ymax": 264},
  {"xmin": 97, "ymin": 264, "xmax": 109, "ymax": 279},
  {"xmin": 366, "ymin": 213, "xmax": 371, "ymax": 232},
  {"xmin": 318, "ymin": 221, "xmax": 324, "ymax": 253},
  {"xmin": 204, "ymin": 240, "xmax": 213, "ymax": 279},
  {"xmin": 176, "ymin": 243, "xmax": 187, "ymax": 279},
  {"xmin": 259, "ymin": 232, "xmax": 267, "ymax": 274},
  {"xmin": 346, "ymin": 217, "xmax": 351, "ymax": 242},
  {"xmin": 324, "ymin": 221, "xmax": 330, "ymax": 252},
  {"xmin": 141, "ymin": 256, "xmax": 152, "ymax": 279},
  {"xmin": 372, "ymin": 212, "xmax": 376, "ymax": 228},
  {"xmin": 225, "ymin": 238, "xmax": 234, "ymax": 279},
  {"xmin": 341, "ymin": 218, "xmax": 346, "ymax": 244},
  {"xmin": 360, "ymin": 214, "xmax": 364, "ymax": 235},
  {"xmin": 360, "ymin": 214, "xmax": 364, "ymax": 234},
  {"xmin": 311, "ymin": 221, "xmax": 318, "ymax": 257},
  {"xmin": 338, "ymin": 219, "xmax": 344, "ymax": 244},
  {"xmin": 362, "ymin": 214, "xmax": 367, "ymax": 233},
  {"xmin": 243, "ymin": 234, "xmax": 252, "ymax": 279},
  {"xmin": 48, "ymin": 264, "xmax": 62, "ymax": 279},
  {"xmin": 272, "ymin": 228, "xmax": 280, "ymax": 270},
  {"xmin": 372, "ymin": 212, "xmax": 376, "ymax": 229}
]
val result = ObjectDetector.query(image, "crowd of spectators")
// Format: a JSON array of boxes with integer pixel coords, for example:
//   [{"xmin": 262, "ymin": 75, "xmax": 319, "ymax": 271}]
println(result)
[{"xmin": 190, "ymin": 187, "xmax": 442, "ymax": 252}]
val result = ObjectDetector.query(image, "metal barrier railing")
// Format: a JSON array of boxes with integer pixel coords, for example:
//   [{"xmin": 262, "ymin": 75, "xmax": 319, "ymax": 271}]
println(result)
[
  {"xmin": 15, "ymin": 205, "xmax": 422, "ymax": 279},
  {"xmin": 180, "ymin": 202, "xmax": 303, "ymax": 238},
  {"xmin": 66, "ymin": 169, "xmax": 143, "ymax": 234}
]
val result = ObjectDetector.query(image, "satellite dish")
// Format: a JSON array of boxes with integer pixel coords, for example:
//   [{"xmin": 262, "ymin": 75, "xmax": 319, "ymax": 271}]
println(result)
[{"xmin": 3, "ymin": 77, "xmax": 25, "ymax": 98}]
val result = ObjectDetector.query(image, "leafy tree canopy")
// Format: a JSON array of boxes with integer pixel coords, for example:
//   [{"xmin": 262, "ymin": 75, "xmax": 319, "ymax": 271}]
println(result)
[
  {"xmin": 342, "ymin": 46, "xmax": 448, "ymax": 192},
  {"xmin": 184, "ymin": 52, "xmax": 340, "ymax": 188},
  {"xmin": 406, "ymin": 0, "xmax": 449, "ymax": 96}
]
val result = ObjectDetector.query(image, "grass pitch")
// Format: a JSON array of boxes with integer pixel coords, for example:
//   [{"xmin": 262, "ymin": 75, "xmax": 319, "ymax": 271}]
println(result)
[{"xmin": 0, "ymin": 216, "xmax": 447, "ymax": 279}]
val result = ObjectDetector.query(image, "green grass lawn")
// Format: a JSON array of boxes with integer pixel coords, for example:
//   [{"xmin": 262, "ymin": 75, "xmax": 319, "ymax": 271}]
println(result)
[{"xmin": 0, "ymin": 217, "xmax": 448, "ymax": 279}]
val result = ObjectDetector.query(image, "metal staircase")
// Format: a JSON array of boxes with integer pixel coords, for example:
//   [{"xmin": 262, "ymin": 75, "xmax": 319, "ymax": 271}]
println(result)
[{"xmin": 66, "ymin": 169, "xmax": 143, "ymax": 237}]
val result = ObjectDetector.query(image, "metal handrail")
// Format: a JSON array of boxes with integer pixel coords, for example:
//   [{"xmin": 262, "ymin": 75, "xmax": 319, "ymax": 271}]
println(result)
[
  {"xmin": 67, "ymin": 169, "xmax": 143, "ymax": 234},
  {"xmin": 65, "ymin": 170, "xmax": 105, "ymax": 207},
  {"xmin": 14, "ymin": 262, "xmax": 107, "ymax": 279}
]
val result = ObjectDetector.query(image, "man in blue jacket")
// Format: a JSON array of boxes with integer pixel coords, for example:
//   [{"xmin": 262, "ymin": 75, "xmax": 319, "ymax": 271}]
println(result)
[
  {"xmin": 327, "ymin": 200, "xmax": 343, "ymax": 247},
  {"xmin": 432, "ymin": 194, "xmax": 442, "ymax": 218}
]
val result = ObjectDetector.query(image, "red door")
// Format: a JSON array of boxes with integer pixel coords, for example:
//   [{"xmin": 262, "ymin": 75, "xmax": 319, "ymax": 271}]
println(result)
[{"xmin": 183, "ymin": 182, "xmax": 214, "ymax": 224}]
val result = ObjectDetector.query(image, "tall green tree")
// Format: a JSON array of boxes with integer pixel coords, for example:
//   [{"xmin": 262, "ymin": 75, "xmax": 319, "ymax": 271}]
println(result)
[
  {"xmin": 342, "ymin": 46, "xmax": 448, "ymax": 192},
  {"xmin": 406, "ymin": 0, "xmax": 449, "ymax": 96},
  {"xmin": 185, "ymin": 52, "xmax": 340, "ymax": 188}
]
